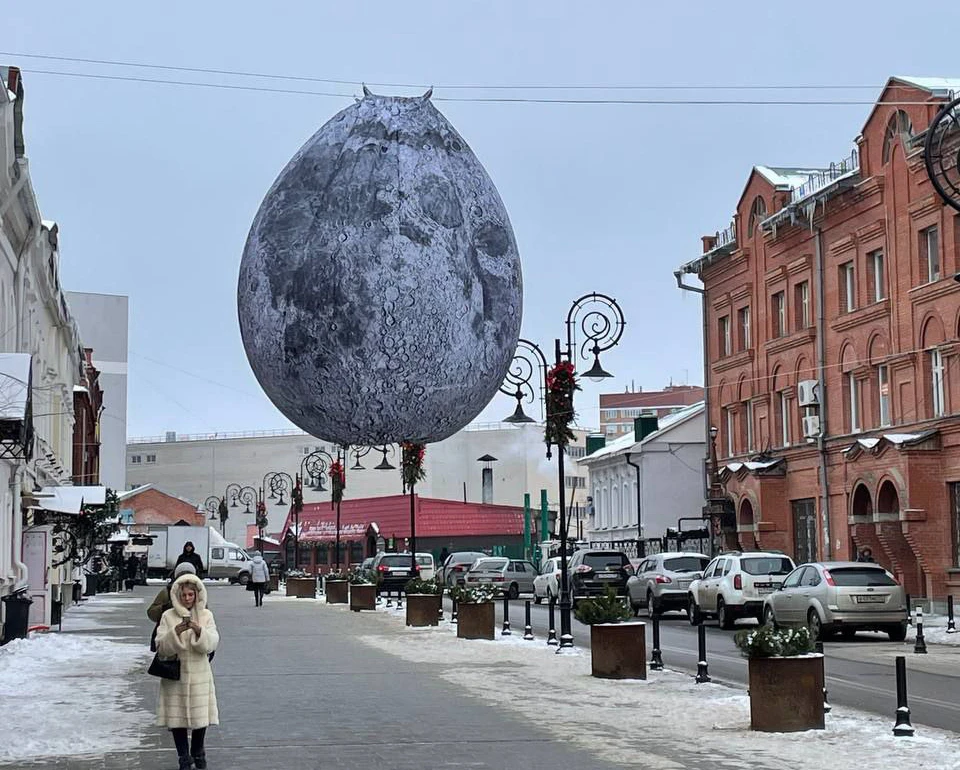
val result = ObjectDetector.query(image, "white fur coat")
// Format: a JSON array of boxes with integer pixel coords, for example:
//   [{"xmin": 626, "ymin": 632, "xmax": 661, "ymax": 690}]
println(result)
[{"xmin": 155, "ymin": 574, "xmax": 220, "ymax": 728}]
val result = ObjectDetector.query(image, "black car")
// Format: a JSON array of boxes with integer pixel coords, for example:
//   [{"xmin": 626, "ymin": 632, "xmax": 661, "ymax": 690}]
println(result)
[
  {"xmin": 372, "ymin": 552, "xmax": 420, "ymax": 592},
  {"xmin": 568, "ymin": 550, "xmax": 631, "ymax": 602}
]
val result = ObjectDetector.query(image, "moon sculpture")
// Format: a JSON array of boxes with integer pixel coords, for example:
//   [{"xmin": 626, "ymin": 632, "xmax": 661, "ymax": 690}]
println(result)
[{"xmin": 238, "ymin": 89, "xmax": 523, "ymax": 445}]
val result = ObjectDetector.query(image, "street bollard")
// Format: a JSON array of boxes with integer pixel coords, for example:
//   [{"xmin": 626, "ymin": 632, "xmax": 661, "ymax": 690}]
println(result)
[
  {"xmin": 452, "ymin": 596, "xmax": 458, "ymax": 624},
  {"xmin": 892, "ymin": 655, "xmax": 915, "ymax": 736},
  {"xmin": 501, "ymin": 593, "xmax": 512, "ymax": 636},
  {"xmin": 906, "ymin": 594, "xmax": 912, "ymax": 625},
  {"xmin": 523, "ymin": 600, "xmax": 534, "ymax": 640},
  {"xmin": 547, "ymin": 596, "xmax": 559, "ymax": 646},
  {"xmin": 815, "ymin": 641, "xmax": 831, "ymax": 714},
  {"xmin": 438, "ymin": 601, "xmax": 444, "ymax": 622},
  {"xmin": 385, "ymin": 591, "xmax": 393, "ymax": 608},
  {"xmin": 650, "ymin": 615, "xmax": 664, "ymax": 671},
  {"xmin": 948, "ymin": 595, "xmax": 956, "ymax": 634},
  {"xmin": 914, "ymin": 607, "xmax": 927, "ymax": 654},
  {"xmin": 396, "ymin": 590, "xmax": 403, "ymax": 610},
  {"xmin": 695, "ymin": 623, "xmax": 711, "ymax": 683}
]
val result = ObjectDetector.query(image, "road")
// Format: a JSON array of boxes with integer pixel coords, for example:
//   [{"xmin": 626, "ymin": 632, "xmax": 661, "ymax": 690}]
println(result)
[{"xmin": 439, "ymin": 595, "xmax": 960, "ymax": 733}]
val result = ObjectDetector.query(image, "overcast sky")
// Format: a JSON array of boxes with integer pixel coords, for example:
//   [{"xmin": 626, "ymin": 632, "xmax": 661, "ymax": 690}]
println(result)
[{"xmin": 7, "ymin": 2, "xmax": 960, "ymax": 439}]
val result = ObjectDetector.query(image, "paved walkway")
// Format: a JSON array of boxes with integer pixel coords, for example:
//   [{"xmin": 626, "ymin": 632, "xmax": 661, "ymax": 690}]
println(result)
[{"xmin": 9, "ymin": 585, "xmax": 629, "ymax": 770}]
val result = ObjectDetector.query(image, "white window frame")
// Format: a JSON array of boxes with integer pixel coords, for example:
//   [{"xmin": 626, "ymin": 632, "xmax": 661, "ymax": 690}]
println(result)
[
  {"xmin": 878, "ymin": 365, "xmax": 891, "ymax": 427},
  {"xmin": 871, "ymin": 251, "xmax": 886, "ymax": 302},
  {"xmin": 842, "ymin": 262, "xmax": 856, "ymax": 312},
  {"xmin": 745, "ymin": 401, "xmax": 754, "ymax": 452},
  {"xmin": 773, "ymin": 292, "xmax": 786, "ymax": 337},
  {"xmin": 779, "ymin": 390, "xmax": 790, "ymax": 447},
  {"xmin": 720, "ymin": 316, "xmax": 731, "ymax": 357},
  {"xmin": 932, "ymin": 348, "xmax": 946, "ymax": 418},
  {"xmin": 739, "ymin": 306, "xmax": 751, "ymax": 350},
  {"xmin": 799, "ymin": 281, "xmax": 810, "ymax": 328},
  {"xmin": 130, "ymin": 455, "xmax": 142, "ymax": 464},
  {"xmin": 924, "ymin": 226, "xmax": 941, "ymax": 284},
  {"xmin": 848, "ymin": 373, "xmax": 860, "ymax": 433},
  {"xmin": 725, "ymin": 407, "xmax": 734, "ymax": 457}
]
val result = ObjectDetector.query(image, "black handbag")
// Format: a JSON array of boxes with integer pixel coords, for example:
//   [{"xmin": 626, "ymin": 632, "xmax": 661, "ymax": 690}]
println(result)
[
  {"xmin": 148, "ymin": 653, "xmax": 180, "ymax": 680},
  {"xmin": 246, "ymin": 581, "xmax": 255, "ymax": 592}
]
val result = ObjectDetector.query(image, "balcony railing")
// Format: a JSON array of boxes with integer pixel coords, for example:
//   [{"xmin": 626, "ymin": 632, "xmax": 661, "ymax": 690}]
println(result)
[{"xmin": 790, "ymin": 149, "xmax": 860, "ymax": 203}]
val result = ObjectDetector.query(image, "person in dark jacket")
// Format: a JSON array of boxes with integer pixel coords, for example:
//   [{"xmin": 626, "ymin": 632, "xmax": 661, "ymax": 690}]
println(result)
[
  {"xmin": 857, "ymin": 547, "xmax": 876, "ymax": 563},
  {"xmin": 126, "ymin": 554, "xmax": 141, "ymax": 589},
  {"xmin": 176, "ymin": 542, "xmax": 205, "ymax": 577}
]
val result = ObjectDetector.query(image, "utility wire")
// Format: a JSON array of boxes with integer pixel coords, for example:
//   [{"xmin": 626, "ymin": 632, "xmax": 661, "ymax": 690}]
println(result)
[{"xmin": 0, "ymin": 51, "xmax": 884, "ymax": 92}]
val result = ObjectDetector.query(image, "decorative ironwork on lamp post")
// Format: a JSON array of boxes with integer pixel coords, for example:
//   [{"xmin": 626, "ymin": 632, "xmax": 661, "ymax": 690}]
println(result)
[
  {"xmin": 205, "ymin": 482, "xmax": 256, "ymax": 535},
  {"xmin": 264, "ymin": 471, "xmax": 296, "ymax": 565},
  {"xmin": 499, "ymin": 292, "xmax": 625, "ymax": 652}
]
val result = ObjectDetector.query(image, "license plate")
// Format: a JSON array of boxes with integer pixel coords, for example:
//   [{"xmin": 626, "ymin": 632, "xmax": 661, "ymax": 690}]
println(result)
[
  {"xmin": 757, "ymin": 586, "xmax": 775, "ymax": 595},
  {"xmin": 393, "ymin": 571, "xmax": 409, "ymax": 577},
  {"xmin": 856, "ymin": 595, "xmax": 885, "ymax": 604},
  {"xmin": 678, "ymin": 580, "xmax": 691, "ymax": 589},
  {"xmin": 597, "ymin": 572, "xmax": 617, "ymax": 579}
]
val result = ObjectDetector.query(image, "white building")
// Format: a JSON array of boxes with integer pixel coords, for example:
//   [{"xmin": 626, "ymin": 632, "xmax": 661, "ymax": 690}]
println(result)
[
  {"xmin": 126, "ymin": 423, "xmax": 592, "ymax": 547},
  {"xmin": 1, "ymin": 67, "xmax": 86, "ymax": 635},
  {"xmin": 65, "ymin": 292, "xmax": 128, "ymax": 491},
  {"xmin": 580, "ymin": 403, "xmax": 706, "ymax": 545}
]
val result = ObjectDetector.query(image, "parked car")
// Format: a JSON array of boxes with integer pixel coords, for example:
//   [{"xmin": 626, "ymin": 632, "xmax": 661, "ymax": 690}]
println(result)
[
  {"xmin": 357, "ymin": 557, "xmax": 375, "ymax": 581},
  {"xmin": 762, "ymin": 561, "xmax": 908, "ymax": 641},
  {"xmin": 688, "ymin": 551, "xmax": 795, "ymax": 629},
  {"xmin": 627, "ymin": 552, "xmax": 709, "ymax": 617},
  {"xmin": 568, "ymin": 550, "xmax": 631, "ymax": 603},
  {"xmin": 441, "ymin": 551, "xmax": 487, "ymax": 588},
  {"xmin": 372, "ymin": 552, "xmax": 419, "ymax": 592},
  {"xmin": 465, "ymin": 557, "xmax": 538, "ymax": 599},
  {"xmin": 533, "ymin": 557, "xmax": 562, "ymax": 603},
  {"xmin": 415, "ymin": 552, "xmax": 435, "ymax": 581}
]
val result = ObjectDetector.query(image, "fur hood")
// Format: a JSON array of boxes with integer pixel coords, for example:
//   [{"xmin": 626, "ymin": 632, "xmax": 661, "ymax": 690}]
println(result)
[{"xmin": 170, "ymin": 573, "xmax": 208, "ymax": 617}]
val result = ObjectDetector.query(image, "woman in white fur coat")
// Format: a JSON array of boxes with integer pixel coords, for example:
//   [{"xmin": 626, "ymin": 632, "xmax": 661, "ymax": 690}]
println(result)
[{"xmin": 155, "ymin": 572, "xmax": 219, "ymax": 770}]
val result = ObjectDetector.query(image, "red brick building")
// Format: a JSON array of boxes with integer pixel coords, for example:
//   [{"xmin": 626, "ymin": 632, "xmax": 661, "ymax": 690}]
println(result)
[
  {"xmin": 72, "ymin": 348, "xmax": 103, "ymax": 486},
  {"xmin": 599, "ymin": 384, "xmax": 704, "ymax": 438},
  {"xmin": 677, "ymin": 76, "xmax": 960, "ymax": 600},
  {"xmin": 118, "ymin": 484, "xmax": 206, "ymax": 528}
]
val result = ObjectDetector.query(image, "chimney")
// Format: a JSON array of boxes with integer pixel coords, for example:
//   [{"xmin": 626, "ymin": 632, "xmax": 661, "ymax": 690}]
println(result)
[
  {"xmin": 585, "ymin": 435, "xmax": 606, "ymax": 456},
  {"xmin": 634, "ymin": 413, "xmax": 659, "ymax": 443}
]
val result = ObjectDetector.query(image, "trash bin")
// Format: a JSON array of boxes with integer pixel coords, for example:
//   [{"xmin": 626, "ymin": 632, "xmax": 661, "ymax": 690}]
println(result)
[
  {"xmin": 51, "ymin": 599, "xmax": 62, "ymax": 628},
  {"xmin": 1, "ymin": 592, "xmax": 33, "ymax": 644},
  {"xmin": 72, "ymin": 581, "xmax": 82, "ymax": 604},
  {"xmin": 84, "ymin": 573, "xmax": 98, "ymax": 597}
]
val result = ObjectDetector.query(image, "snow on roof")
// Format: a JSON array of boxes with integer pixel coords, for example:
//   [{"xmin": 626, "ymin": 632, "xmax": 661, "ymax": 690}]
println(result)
[
  {"xmin": 892, "ymin": 76, "xmax": 960, "ymax": 97},
  {"xmin": 580, "ymin": 402, "xmax": 704, "ymax": 462},
  {"xmin": 0, "ymin": 353, "xmax": 31, "ymax": 420},
  {"xmin": 36, "ymin": 486, "xmax": 108, "ymax": 514},
  {"xmin": 755, "ymin": 166, "xmax": 832, "ymax": 190},
  {"xmin": 724, "ymin": 459, "xmax": 782, "ymax": 473}
]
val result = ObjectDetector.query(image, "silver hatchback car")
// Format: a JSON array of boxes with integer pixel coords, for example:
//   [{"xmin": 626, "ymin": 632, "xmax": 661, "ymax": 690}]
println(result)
[
  {"xmin": 627, "ymin": 552, "xmax": 709, "ymax": 617},
  {"xmin": 465, "ymin": 557, "xmax": 538, "ymax": 599},
  {"xmin": 762, "ymin": 561, "xmax": 908, "ymax": 641}
]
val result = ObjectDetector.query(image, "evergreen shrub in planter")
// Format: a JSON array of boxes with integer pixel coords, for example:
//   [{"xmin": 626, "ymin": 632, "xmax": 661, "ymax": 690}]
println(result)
[
  {"xmin": 324, "ymin": 571, "xmax": 348, "ymax": 604},
  {"xmin": 575, "ymin": 588, "xmax": 646, "ymax": 679},
  {"xmin": 349, "ymin": 572, "xmax": 377, "ymax": 611},
  {"xmin": 451, "ymin": 584, "xmax": 499, "ymax": 640},
  {"xmin": 734, "ymin": 624, "xmax": 824, "ymax": 732},
  {"xmin": 285, "ymin": 569, "xmax": 318, "ymax": 598},
  {"xmin": 405, "ymin": 578, "xmax": 443, "ymax": 626}
]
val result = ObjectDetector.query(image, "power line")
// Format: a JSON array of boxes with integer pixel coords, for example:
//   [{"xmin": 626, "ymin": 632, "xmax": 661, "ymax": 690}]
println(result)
[
  {"xmin": 10, "ymin": 67, "xmax": 939, "ymax": 107},
  {"xmin": 0, "ymin": 51, "xmax": 884, "ymax": 92}
]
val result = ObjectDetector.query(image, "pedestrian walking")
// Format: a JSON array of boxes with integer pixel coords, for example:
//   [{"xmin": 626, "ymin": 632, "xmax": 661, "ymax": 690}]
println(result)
[
  {"xmin": 155, "ymin": 573, "xmax": 219, "ymax": 770},
  {"xmin": 248, "ymin": 550, "xmax": 270, "ymax": 607},
  {"xmin": 857, "ymin": 547, "xmax": 876, "ymax": 563},
  {"xmin": 126, "ymin": 553, "xmax": 140, "ymax": 590},
  {"xmin": 176, "ymin": 541, "xmax": 205, "ymax": 577}
]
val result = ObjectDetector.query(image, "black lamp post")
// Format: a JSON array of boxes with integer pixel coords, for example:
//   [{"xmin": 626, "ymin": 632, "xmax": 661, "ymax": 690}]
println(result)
[
  {"xmin": 350, "ymin": 445, "xmax": 396, "ymax": 560},
  {"xmin": 264, "ymin": 471, "xmax": 296, "ymax": 566},
  {"xmin": 205, "ymin": 482, "xmax": 257, "ymax": 535},
  {"xmin": 499, "ymin": 293, "xmax": 625, "ymax": 651}
]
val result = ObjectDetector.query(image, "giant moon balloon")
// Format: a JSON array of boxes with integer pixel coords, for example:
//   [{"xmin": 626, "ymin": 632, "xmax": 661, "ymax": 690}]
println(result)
[{"xmin": 238, "ymin": 90, "xmax": 523, "ymax": 445}]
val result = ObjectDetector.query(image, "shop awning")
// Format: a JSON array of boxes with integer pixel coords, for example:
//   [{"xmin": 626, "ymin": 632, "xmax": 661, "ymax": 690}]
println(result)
[
  {"xmin": 33, "ymin": 485, "xmax": 108, "ymax": 515},
  {"xmin": 255, "ymin": 535, "xmax": 281, "ymax": 546}
]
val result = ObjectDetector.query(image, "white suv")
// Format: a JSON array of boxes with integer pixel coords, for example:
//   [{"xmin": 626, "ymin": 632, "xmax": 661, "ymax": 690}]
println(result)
[{"xmin": 687, "ymin": 551, "xmax": 795, "ymax": 629}]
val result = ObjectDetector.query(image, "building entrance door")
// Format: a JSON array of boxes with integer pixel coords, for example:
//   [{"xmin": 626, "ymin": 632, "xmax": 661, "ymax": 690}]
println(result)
[{"xmin": 792, "ymin": 499, "xmax": 817, "ymax": 564}]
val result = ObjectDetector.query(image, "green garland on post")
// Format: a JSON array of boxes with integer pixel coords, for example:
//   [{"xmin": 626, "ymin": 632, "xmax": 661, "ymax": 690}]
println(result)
[
  {"xmin": 544, "ymin": 360, "xmax": 580, "ymax": 449},
  {"xmin": 400, "ymin": 442, "xmax": 426, "ymax": 492},
  {"xmin": 329, "ymin": 459, "xmax": 345, "ymax": 506}
]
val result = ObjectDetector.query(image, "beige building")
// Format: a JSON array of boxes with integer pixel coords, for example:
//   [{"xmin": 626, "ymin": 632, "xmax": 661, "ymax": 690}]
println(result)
[{"xmin": 127, "ymin": 422, "xmax": 592, "ymax": 547}]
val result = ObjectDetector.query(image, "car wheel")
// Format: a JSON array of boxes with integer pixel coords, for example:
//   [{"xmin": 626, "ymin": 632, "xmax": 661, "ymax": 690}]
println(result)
[
  {"xmin": 763, "ymin": 605, "xmax": 777, "ymax": 628},
  {"xmin": 237, "ymin": 572, "xmax": 250, "ymax": 586},
  {"xmin": 508, "ymin": 583, "xmax": 520, "ymax": 600},
  {"xmin": 887, "ymin": 623, "xmax": 908, "ymax": 642},
  {"xmin": 688, "ymin": 596, "xmax": 702, "ymax": 626},
  {"xmin": 646, "ymin": 591, "xmax": 659, "ymax": 619},
  {"xmin": 807, "ymin": 609, "xmax": 823, "ymax": 641},
  {"xmin": 717, "ymin": 598, "xmax": 735, "ymax": 630},
  {"xmin": 534, "ymin": 589, "xmax": 543, "ymax": 605},
  {"xmin": 840, "ymin": 628, "xmax": 857, "ymax": 640}
]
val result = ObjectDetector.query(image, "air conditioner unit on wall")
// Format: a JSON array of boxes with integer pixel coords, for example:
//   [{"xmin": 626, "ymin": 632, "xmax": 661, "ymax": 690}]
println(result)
[
  {"xmin": 797, "ymin": 380, "xmax": 820, "ymax": 407},
  {"xmin": 802, "ymin": 415, "xmax": 821, "ymax": 439}
]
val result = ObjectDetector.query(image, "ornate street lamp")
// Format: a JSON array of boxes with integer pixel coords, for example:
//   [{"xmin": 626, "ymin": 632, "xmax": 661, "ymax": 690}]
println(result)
[
  {"xmin": 264, "ymin": 471, "xmax": 296, "ymax": 565},
  {"xmin": 499, "ymin": 292, "xmax": 625, "ymax": 651}
]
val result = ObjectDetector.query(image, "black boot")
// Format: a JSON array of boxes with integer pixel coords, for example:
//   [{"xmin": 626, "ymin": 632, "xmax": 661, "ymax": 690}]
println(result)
[
  {"xmin": 192, "ymin": 753, "xmax": 207, "ymax": 769},
  {"xmin": 178, "ymin": 756, "xmax": 195, "ymax": 770}
]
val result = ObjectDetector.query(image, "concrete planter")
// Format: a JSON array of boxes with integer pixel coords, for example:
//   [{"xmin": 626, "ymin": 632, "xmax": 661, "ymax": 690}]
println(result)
[
  {"xmin": 267, "ymin": 574, "xmax": 280, "ymax": 592},
  {"xmin": 456, "ymin": 602, "xmax": 495, "ymax": 640},
  {"xmin": 286, "ymin": 577, "xmax": 317, "ymax": 598},
  {"xmin": 406, "ymin": 594, "xmax": 442, "ymax": 626},
  {"xmin": 325, "ymin": 579, "xmax": 348, "ymax": 604},
  {"xmin": 590, "ymin": 622, "xmax": 646, "ymax": 679},
  {"xmin": 349, "ymin": 583, "xmax": 377, "ymax": 611},
  {"xmin": 747, "ymin": 655, "xmax": 825, "ymax": 732}
]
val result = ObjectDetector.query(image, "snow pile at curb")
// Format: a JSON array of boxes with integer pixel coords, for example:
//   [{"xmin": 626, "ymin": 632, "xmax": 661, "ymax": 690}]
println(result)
[
  {"xmin": 337, "ymin": 602, "xmax": 960, "ymax": 770},
  {"xmin": 907, "ymin": 615, "xmax": 960, "ymax": 647},
  {"xmin": 0, "ymin": 633, "xmax": 153, "ymax": 762}
]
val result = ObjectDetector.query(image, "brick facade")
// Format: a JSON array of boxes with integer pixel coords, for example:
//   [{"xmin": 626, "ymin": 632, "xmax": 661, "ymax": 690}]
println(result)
[
  {"xmin": 72, "ymin": 348, "xmax": 103, "ymax": 486},
  {"xmin": 119, "ymin": 485, "xmax": 206, "ymax": 528},
  {"xmin": 679, "ymin": 77, "xmax": 960, "ymax": 600}
]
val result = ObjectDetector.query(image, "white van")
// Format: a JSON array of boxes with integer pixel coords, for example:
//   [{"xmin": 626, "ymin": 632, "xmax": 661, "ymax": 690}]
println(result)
[{"xmin": 208, "ymin": 529, "xmax": 252, "ymax": 584}]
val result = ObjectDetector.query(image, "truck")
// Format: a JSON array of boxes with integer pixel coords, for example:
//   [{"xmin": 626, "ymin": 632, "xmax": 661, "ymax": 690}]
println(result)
[{"xmin": 146, "ymin": 525, "xmax": 252, "ymax": 584}]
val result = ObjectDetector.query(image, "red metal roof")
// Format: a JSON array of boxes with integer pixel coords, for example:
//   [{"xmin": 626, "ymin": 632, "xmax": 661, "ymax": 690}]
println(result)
[{"xmin": 280, "ymin": 495, "xmax": 525, "ymax": 542}]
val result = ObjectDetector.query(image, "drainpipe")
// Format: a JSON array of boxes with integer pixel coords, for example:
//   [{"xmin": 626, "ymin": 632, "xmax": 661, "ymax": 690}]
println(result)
[
  {"xmin": 814, "ymin": 228, "xmax": 832, "ymax": 558},
  {"xmin": 9, "ymin": 465, "xmax": 27, "ymax": 592},
  {"xmin": 624, "ymin": 452, "xmax": 642, "ymax": 546},
  {"xmin": 675, "ymin": 271, "xmax": 710, "ymax": 499}
]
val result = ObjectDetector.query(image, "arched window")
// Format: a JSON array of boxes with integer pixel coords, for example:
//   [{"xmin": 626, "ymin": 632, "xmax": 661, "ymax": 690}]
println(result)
[
  {"xmin": 877, "ymin": 480, "xmax": 900, "ymax": 516},
  {"xmin": 738, "ymin": 499, "xmax": 755, "ymax": 527},
  {"xmin": 622, "ymin": 482, "xmax": 631, "ymax": 526},
  {"xmin": 851, "ymin": 484, "xmax": 873, "ymax": 520},
  {"xmin": 882, "ymin": 110, "xmax": 914, "ymax": 164},
  {"xmin": 747, "ymin": 196, "xmax": 767, "ymax": 237}
]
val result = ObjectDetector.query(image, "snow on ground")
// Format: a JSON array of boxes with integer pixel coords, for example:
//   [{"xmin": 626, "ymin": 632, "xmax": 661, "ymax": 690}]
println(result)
[
  {"xmin": 0, "ymin": 626, "xmax": 153, "ymax": 762},
  {"xmin": 906, "ymin": 614, "xmax": 960, "ymax": 646},
  {"xmin": 343, "ymin": 602, "xmax": 960, "ymax": 770},
  {"xmin": 59, "ymin": 594, "xmax": 144, "ymax": 632}
]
